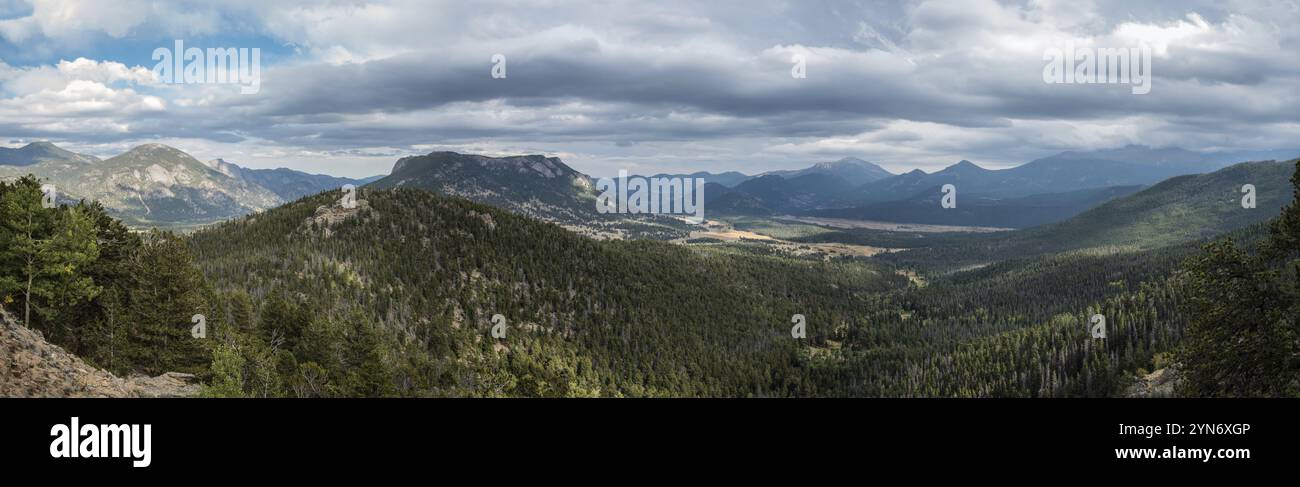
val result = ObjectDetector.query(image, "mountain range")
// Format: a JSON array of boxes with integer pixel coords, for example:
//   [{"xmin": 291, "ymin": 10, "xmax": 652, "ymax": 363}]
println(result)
[
  {"xmin": 708, "ymin": 145, "xmax": 1299, "ymax": 227},
  {"xmin": 4, "ymin": 141, "xmax": 1295, "ymax": 232},
  {"xmin": 205, "ymin": 158, "xmax": 384, "ymax": 202},
  {"xmin": 0, "ymin": 142, "xmax": 380, "ymax": 228},
  {"xmin": 878, "ymin": 159, "xmax": 1297, "ymax": 271},
  {"xmin": 1016, "ymin": 159, "xmax": 1295, "ymax": 251},
  {"xmin": 361, "ymin": 147, "xmax": 1286, "ymax": 234},
  {"xmin": 0, "ymin": 141, "xmax": 100, "ymax": 166},
  {"xmin": 815, "ymin": 184, "xmax": 1146, "ymax": 229},
  {"xmin": 759, "ymin": 157, "xmax": 895, "ymax": 186},
  {"xmin": 639, "ymin": 170, "xmax": 752, "ymax": 188},
  {"xmin": 847, "ymin": 147, "xmax": 1219, "ymax": 204}
]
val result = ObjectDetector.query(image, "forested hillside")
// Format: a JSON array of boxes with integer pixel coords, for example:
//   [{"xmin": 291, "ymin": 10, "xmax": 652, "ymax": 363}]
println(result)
[
  {"xmin": 0, "ymin": 175, "xmax": 213, "ymax": 378},
  {"xmin": 184, "ymin": 171, "xmax": 1290, "ymax": 396},
  {"xmin": 1176, "ymin": 162, "xmax": 1300, "ymax": 397},
  {"xmin": 855, "ymin": 160, "xmax": 1295, "ymax": 273},
  {"xmin": 3, "ymin": 159, "xmax": 1295, "ymax": 398},
  {"xmin": 188, "ymin": 188, "xmax": 909, "ymax": 396}
]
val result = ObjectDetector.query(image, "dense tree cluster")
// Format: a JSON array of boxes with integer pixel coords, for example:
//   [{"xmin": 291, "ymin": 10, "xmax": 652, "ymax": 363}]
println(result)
[
  {"xmin": 1177, "ymin": 160, "xmax": 1300, "ymax": 397},
  {"xmin": 0, "ymin": 175, "xmax": 211, "ymax": 376},
  {"xmin": 188, "ymin": 188, "xmax": 913, "ymax": 396}
]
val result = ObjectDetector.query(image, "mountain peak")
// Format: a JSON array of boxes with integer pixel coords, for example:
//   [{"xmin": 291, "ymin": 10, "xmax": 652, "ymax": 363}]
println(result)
[
  {"xmin": 808, "ymin": 157, "xmax": 874, "ymax": 171},
  {"xmin": 107, "ymin": 144, "xmax": 204, "ymax": 170},
  {"xmin": 205, "ymin": 158, "xmax": 243, "ymax": 178},
  {"xmin": 127, "ymin": 143, "xmax": 184, "ymax": 154},
  {"xmin": 818, "ymin": 157, "xmax": 869, "ymax": 167},
  {"xmin": 7, "ymin": 141, "xmax": 66, "ymax": 154},
  {"xmin": 1045, "ymin": 145, "xmax": 1210, "ymax": 166},
  {"xmin": 0, "ymin": 141, "xmax": 98, "ymax": 166},
  {"xmin": 373, "ymin": 151, "xmax": 594, "ymax": 223},
  {"xmin": 765, "ymin": 156, "xmax": 894, "ymax": 186},
  {"xmin": 942, "ymin": 160, "xmax": 986, "ymax": 172}
]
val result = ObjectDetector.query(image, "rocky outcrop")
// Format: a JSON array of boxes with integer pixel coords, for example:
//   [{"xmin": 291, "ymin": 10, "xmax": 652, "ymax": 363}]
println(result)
[
  {"xmin": 1125, "ymin": 367, "xmax": 1181, "ymax": 398},
  {"xmin": 0, "ymin": 307, "xmax": 199, "ymax": 398}
]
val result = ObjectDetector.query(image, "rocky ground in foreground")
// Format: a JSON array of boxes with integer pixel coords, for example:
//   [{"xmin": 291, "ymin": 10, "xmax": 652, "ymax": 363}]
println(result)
[{"xmin": 0, "ymin": 307, "xmax": 199, "ymax": 398}]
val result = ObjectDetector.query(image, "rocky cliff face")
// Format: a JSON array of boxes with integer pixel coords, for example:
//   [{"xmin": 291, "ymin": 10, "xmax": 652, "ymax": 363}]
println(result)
[
  {"xmin": 0, "ymin": 307, "xmax": 199, "ymax": 398},
  {"xmin": 371, "ymin": 151, "xmax": 597, "ymax": 224}
]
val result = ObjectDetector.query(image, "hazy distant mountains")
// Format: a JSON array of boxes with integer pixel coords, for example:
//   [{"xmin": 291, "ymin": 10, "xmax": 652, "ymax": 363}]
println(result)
[
  {"xmin": 645, "ymin": 157, "xmax": 893, "ymax": 189},
  {"xmin": 205, "ymin": 158, "xmax": 383, "ymax": 202},
  {"xmin": 4, "ymin": 141, "xmax": 1294, "ymax": 231},
  {"xmin": 1018, "ymin": 159, "xmax": 1296, "ymax": 251},
  {"xmin": 0, "ymin": 142, "xmax": 378, "ymax": 228},
  {"xmin": 0, "ymin": 141, "xmax": 100, "ymax": 166},
  {"xmin": 760, "ymin": 157, "xmax": 895, "ymax": 186},
  {"xmin": 850, "ymin": 146, "xmax": 1218, "ymax": 203},
  {"xmin": 700, "ymin": 158, "xmax": 894, "ymax": 214},
  {"xmin": 891, "ymin": 159, "xmax": 1298, "ymax": 268},
  {"xmin": 840, "ymin": 146, "xmax": 1231, "ymax": 205},
  {"xmin": 817, "ymin": 185, "xmax": 1146, "ymax": 229},
  {"xmin": 641, "ymin": 170, "xmax": 752, "ymax": 188},
  {"xmin": 708, "ymin": 145, "xmax": 1299, "ymax": 228}
]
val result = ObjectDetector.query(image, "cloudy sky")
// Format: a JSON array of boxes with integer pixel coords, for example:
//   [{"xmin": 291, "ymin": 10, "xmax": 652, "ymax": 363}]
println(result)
[{"xmin": 0, "ymin": 0, "xmax": 1297, "ymax": 178}]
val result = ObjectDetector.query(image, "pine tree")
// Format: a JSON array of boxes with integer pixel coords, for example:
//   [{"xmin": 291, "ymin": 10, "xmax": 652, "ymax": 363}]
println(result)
[
  {"xmin": 1178, "ymin": 160, "xmax": 1300, "ymax": 397},
  {"xmin": 121, "ymin": 230, "xmax": 211, "ymax": 375},
  {"xmin": 0, "ymin": 175, "xmax": 60, "ymax": 326},
  {"xmin": 0, "ymin": 176, "xmax": 101, "ymax": 336},
  {"xmin": 201, "ymin": 342, "xmax": 247, "ymax": 398}
]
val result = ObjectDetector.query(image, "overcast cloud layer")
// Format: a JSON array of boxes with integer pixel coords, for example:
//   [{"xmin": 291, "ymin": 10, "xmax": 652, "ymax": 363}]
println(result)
[{"xmin": 0, "ymin": 0, "xmax": 1297, "ymax": 177}]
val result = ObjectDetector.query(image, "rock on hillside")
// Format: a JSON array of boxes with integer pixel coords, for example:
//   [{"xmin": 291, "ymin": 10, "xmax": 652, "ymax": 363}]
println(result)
[
  {"xmin": 1125, "ymin": 367, "xmax": 1181, "ymax": 398},
  {"xmin": 0, "ymin": 307, "xmax": 199, "ymax": 398}
]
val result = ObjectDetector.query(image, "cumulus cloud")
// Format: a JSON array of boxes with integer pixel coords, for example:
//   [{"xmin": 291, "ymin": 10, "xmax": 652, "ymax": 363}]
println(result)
[
  {"xmin": 0, "ymin": 0, "xmax": 1296, "ymax": 177},
  {"xmin": 0, "ymin": 54, "xmax": 164, "ymax": 141},
  {"xmin": 0, "ymin": 0, "xmax": 228, "ymax": 43}
]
